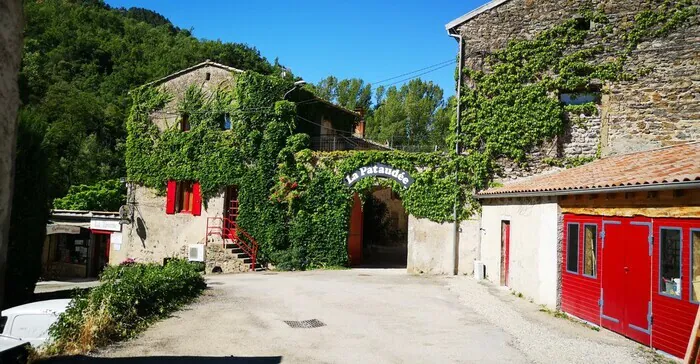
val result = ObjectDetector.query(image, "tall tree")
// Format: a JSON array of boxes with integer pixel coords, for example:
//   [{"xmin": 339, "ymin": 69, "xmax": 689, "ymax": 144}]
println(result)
[
  {"xmin": 367, "ymin": 79, "xmax": 448, "ymax": 148},
  {"xmin": 0, "ymin": 0, "xmax": 23, "ymax": 308},
  {"xmin": 311, "ymin": 76, "xmax": 371, "ymax": 111}
]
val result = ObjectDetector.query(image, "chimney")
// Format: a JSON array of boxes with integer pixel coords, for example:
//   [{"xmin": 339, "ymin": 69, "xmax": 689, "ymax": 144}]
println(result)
[{"xmin": 353, "ymin": 107, "xmax": 365, "ymax": 139}]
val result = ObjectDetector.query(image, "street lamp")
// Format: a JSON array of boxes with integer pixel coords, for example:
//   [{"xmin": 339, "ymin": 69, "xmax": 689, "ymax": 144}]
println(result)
[{"xmin": 283, "ymin": 80, "xmax": 307, "ymax": 100}]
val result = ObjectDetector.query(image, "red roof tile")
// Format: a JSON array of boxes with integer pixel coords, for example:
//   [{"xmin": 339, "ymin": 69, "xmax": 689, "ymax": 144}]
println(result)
[{"xmin": 478, "ymin": 142, "xmax": 700, "ymax": 197}]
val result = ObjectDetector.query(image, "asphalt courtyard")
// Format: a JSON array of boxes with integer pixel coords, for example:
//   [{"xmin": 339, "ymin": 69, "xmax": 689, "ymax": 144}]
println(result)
[{"xmin": 58, "ymin": 269, "xmax": 670, "ymax": 363}]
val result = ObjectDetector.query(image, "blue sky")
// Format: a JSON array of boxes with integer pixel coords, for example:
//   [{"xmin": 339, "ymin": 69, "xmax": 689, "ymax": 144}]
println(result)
[{"xmin": 105, "ymin": 0, "xmax": 486, "ymax": 99}]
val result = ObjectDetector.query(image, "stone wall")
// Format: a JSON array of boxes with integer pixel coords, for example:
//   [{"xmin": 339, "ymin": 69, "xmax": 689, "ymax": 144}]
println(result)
[
  {"xmin": 456, "ymin": 0, "xmax": 699, "ymax": 179},
  {"xmin": 149, "ymin": 64, "xmax": 239, "ymax": 131}
]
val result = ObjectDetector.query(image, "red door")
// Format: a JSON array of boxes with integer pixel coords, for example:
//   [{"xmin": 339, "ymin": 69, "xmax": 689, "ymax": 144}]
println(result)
[
  {"xmin": 624, "ymin": 222, "xmax": 651, "ymax": 345},
  {"xmin": 224, "ymin": 186, "xmax": 239, "ymax": 240},
  {"xmin": 501, "ymin": 221, "xmax": 511, "ymax": 286},
  {"xmin": 347, "ymin": 193, "xmax": 363, "ymax": 266},
  {"xmin": 601, "ymin": 219, "xmax": 651, "ymax": 345},
  {"xmin": 601, "ymin": 220, "xmax": 625, "ymax": 333}
]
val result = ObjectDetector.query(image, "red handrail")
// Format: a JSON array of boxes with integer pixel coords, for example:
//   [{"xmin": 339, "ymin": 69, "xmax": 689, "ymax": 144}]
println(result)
[{"xmin": 206, "ymin": 217, "xmax": 258, "ymax": 271}]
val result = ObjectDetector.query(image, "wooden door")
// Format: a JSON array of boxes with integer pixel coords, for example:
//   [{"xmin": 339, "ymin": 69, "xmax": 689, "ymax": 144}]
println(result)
[
  {"xmin": 501, "ymin": 221, "xmax": 510, "ymax": 286},
  {"xmin": 347, "ymin": 193, "xmax": 363, "ymax": 266}
]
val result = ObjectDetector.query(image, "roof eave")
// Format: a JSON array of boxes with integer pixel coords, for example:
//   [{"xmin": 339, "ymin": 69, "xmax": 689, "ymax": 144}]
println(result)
[
  {"xmin": 476, "ymin": 180, "xmax": 700, "ymax": 199},
  {"xmin": 445, "ymin": 0, "xmax": 512, "ymax": 33}
]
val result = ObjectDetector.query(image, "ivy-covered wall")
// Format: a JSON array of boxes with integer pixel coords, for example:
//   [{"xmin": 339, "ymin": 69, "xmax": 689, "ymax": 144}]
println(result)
[
  {"xmin": 126, "ymin": 71, "xmax": 486, "ymax": 269},
  {"xmin": 453, "ymin": 0, "xmax": 699, "ymax": 180}
]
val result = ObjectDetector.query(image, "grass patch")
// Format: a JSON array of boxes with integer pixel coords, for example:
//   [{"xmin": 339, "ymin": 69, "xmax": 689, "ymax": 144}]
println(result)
[{"xmin": 43, "ymin": 259, "xmax": 206, "ymax": 356}]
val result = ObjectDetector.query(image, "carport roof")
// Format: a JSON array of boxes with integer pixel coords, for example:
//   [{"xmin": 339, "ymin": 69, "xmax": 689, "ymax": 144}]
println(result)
[{"xmin": 477, "ymin": 142, "xmax": 700, "ymax": 198}]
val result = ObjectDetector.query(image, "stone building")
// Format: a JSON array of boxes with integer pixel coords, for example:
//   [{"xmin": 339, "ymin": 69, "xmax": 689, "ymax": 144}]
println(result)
[
  {"xmin": 446, "ymin": 0, "xmax": 700, "ymax": 179},
  {"xmin": 114, "ymin": 61, "xmax": 387, "ymax": 273}
]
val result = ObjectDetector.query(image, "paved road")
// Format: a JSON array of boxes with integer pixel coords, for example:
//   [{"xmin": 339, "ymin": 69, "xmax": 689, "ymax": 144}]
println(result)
[{"xmin": 92, "ymin": 269, "xmax": 659, "ymax": 364}]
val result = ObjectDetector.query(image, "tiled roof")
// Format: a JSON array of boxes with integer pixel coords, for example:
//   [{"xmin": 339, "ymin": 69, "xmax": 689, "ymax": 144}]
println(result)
[{"xmin": 478, "ymin": 142, "xmax": 700, "ymax": 197}]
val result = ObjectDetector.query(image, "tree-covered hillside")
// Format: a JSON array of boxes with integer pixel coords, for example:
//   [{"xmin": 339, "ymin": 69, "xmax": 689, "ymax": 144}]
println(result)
[{"xmin": 21, "ymin": 0, "xmax": 278, "ymax": 199}]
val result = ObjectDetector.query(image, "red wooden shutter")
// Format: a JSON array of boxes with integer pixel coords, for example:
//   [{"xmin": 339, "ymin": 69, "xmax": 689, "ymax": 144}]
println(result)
[
  {"xmin": 166, "ymin": 180, "xmax": 177, "ymax": 214},
  {"xmin": 192, "ymin": 182, "xmax": 202, "ymax": 216}
]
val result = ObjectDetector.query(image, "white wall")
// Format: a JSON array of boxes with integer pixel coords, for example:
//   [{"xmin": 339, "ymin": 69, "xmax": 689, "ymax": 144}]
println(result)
[
  {"xmin": 407, "ymin": 215, "xmax": 480, "ymax": 275},
  {"xmin": 115, "ymin": 185, "xmax": 225, "ymax": 265},
  {"xmin": 480, "ymin": 197, "xmax": 559, "ymax": 307}
]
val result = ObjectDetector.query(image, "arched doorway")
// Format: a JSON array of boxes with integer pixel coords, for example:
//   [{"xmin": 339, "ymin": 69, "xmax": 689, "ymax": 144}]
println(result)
[{"xmin": 347, "ymin": 187, "xmax": 409, "ymax": 268}]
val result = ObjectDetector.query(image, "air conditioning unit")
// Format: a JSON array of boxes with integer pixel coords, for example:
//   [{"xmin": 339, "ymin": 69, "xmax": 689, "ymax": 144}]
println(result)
[
  {"xmin": 474, "ymin": 260, "xmax": 485, "ymax": 281},
  {"xmin": 188, "ymin": 244, "xmax": 205, "ymax": 262}
]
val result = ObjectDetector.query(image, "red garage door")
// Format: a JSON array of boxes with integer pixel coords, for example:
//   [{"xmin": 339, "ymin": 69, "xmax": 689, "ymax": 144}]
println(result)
[{"xmin": 562, "ymin": 214, "xmax": 700, "ymax": 358}]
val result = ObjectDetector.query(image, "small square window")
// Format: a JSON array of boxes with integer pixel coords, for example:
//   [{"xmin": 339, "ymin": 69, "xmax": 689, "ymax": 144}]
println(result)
[
  {"xmin": 205, "ymin": 72, "xmax": 211, "ymax": 81},
  {"xmin": 566, "ymin": 223, "xmax": 580, "ymax": 273},
  {"xmin": 220, "ymin": 114, "xmax": 232, "ymax": 130},
  {"xmin": 180, "ymin": 114, "xmax": 190, "ymax": 132},
  {"xmin": 660, "ymin": 228, "xmax": 682, "ymax": 298},
  {"xmin": 583, "ymin": 225, "xmax": 597, "ymax": 277}
]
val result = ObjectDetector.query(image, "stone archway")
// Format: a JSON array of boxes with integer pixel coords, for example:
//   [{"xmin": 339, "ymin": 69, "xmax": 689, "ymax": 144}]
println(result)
[{"xmin": 347, "ymin": 186, "xmax": 409, "ymax": 268}]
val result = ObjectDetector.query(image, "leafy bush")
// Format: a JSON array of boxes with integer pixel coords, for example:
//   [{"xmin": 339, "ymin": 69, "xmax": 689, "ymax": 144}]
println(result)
[
  {"xmin": 52, "ymin": 179, "xmax": 126, "ymax": 211},
  {"xmin": 45, "ymin": 259, "xmax": 206, "ymax": 355}
]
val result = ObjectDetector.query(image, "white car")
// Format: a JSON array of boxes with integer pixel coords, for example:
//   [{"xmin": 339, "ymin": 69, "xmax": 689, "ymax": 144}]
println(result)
[{"xmin": 0, "ymin": 299, "xmax": 70, "ymax": 348}]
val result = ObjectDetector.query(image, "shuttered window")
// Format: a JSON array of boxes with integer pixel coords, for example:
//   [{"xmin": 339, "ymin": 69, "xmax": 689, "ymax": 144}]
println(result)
[{"xmin": 166, "ymin": 180, "xmax": 201, "ymax": 216}]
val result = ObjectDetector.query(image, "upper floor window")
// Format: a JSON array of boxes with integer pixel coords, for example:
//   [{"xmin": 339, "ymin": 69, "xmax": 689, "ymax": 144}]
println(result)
[
  {"xmin": 220, "ymin": 114, "xmax": 232, "ymax": 130},
  {"xmin": 180, "ymin": 114, "xmax": 190, "ymax": 132},
  {"xmin": 660, "ymin": 227, "xmax": 682, "ymax": 298}
]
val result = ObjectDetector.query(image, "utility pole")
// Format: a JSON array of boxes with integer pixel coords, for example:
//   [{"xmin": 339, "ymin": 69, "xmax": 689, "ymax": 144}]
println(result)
[{"xmin": 449, "ymin": 32, "xmax": 463, "ymax": 276}]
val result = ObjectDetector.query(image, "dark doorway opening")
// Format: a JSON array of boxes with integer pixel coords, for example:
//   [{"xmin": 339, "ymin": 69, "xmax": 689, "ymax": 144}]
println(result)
[{"xmin": 352, "ymin": 187, "xmax": 408, "ymax": 268}]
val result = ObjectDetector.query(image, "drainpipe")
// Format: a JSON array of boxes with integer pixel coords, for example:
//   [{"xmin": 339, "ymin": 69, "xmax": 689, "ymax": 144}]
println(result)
[{"xmin": 449, "ymin": 30, "xmax": 463, "ymax": 275}]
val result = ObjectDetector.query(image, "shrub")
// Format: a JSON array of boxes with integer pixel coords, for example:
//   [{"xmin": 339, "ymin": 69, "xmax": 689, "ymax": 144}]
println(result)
[{"xmin": 45, "ymin": 259, "xmax": 206, "ymax": 355}]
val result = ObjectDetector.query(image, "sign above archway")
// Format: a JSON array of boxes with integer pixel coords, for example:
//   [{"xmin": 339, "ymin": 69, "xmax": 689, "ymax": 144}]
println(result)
[{"xmin": 344, "ymin": 163, "xmax": 415, "ymax": 189}]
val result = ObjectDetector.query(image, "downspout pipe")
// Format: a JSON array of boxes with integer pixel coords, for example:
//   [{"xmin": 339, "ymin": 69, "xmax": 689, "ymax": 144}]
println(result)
[{"xmin": 448, "ymin": 30, "xmax": 463, "ymax": 275}]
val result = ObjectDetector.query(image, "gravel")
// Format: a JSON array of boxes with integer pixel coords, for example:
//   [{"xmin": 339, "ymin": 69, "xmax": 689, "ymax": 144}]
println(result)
[{"xmin": 446, "ymin": 277, "xmax": 664, "ymax": 364}]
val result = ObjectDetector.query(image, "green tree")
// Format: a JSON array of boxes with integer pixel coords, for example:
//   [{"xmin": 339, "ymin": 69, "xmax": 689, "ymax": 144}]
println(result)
[
  {"xmin": 367, "ymin": 79, "xmax": 448, "ymax": 149},
  {"xmin": 53, "ymin": 179, "xmax": 126, "ymax": 211},
  {"xmin": 310, "ymin": 76, "xmax": 371, "ymax": 111}
]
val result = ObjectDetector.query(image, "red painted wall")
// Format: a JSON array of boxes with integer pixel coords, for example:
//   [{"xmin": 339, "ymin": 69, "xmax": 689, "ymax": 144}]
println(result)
[
  {"xmin": 561, "ymin": 214, "xmax": 700, "ymax": 358},
  {"xmin": 651, "ymin": 218, "xmax": 698, "ymax": 358},
  {"xmin": 561, "ymin": 215, "xmax": 601, "ymax": 326}
]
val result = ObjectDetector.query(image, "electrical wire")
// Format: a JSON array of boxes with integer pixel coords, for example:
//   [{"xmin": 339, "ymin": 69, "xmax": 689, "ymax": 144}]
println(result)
[
  {"xmin": 372, "ymin": 59, "xmax": 455, "ymax": 85},
  {"xmin": 377, "ymin": 62, "xmax": 456, "ymax": 88}
]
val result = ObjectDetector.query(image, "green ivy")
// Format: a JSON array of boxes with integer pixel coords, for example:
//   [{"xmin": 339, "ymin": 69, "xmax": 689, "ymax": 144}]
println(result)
[
  {"xmin": 457, "ymin": 0, "xmax": 697, "ymax": 168},
  {"xmin": 126, "ymin": 72, "xmax": 486, "ymax": 269}
]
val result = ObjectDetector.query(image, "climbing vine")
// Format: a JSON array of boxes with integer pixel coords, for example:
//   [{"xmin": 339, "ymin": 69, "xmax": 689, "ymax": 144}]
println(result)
[
  {"xmin": 456, "ymin": 0, "xmax": 697, "ymax": 168},
  {"xmin": 125, "ymin": 1, "xmax": 696, "ymax": 270},
  {"xmin": 126, "ymin": 72, "xmax": 484, "ymax": 269}
]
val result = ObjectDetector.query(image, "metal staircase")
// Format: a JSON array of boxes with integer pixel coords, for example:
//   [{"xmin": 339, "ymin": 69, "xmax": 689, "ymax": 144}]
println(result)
[{"xmin": 206, "ymin": 217, "xmax": 260, "ymax": 271}]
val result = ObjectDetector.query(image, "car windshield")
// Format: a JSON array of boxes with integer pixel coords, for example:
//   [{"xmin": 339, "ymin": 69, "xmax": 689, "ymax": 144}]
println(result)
[{"xmin": 0, "ymin": 316, "xmax": 7, "ymax": 333}]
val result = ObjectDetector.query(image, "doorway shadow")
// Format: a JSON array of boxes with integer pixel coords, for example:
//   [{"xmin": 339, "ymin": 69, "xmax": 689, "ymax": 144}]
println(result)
[{"xmin": 36, "ymin": 355, "xmax": 283, "ymax": 364}]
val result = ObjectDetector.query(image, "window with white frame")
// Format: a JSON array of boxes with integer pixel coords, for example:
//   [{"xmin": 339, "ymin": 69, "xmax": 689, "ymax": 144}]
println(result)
[{"xmin": 660, "ymin": 228, "xmax": 682, "ymax": 298}]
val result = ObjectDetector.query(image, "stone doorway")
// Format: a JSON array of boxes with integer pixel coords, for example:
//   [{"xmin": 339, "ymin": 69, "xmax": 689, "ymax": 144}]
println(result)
[{"xmin": 348, "ymin": 187, "xmax": 408, "ymax": 268}]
